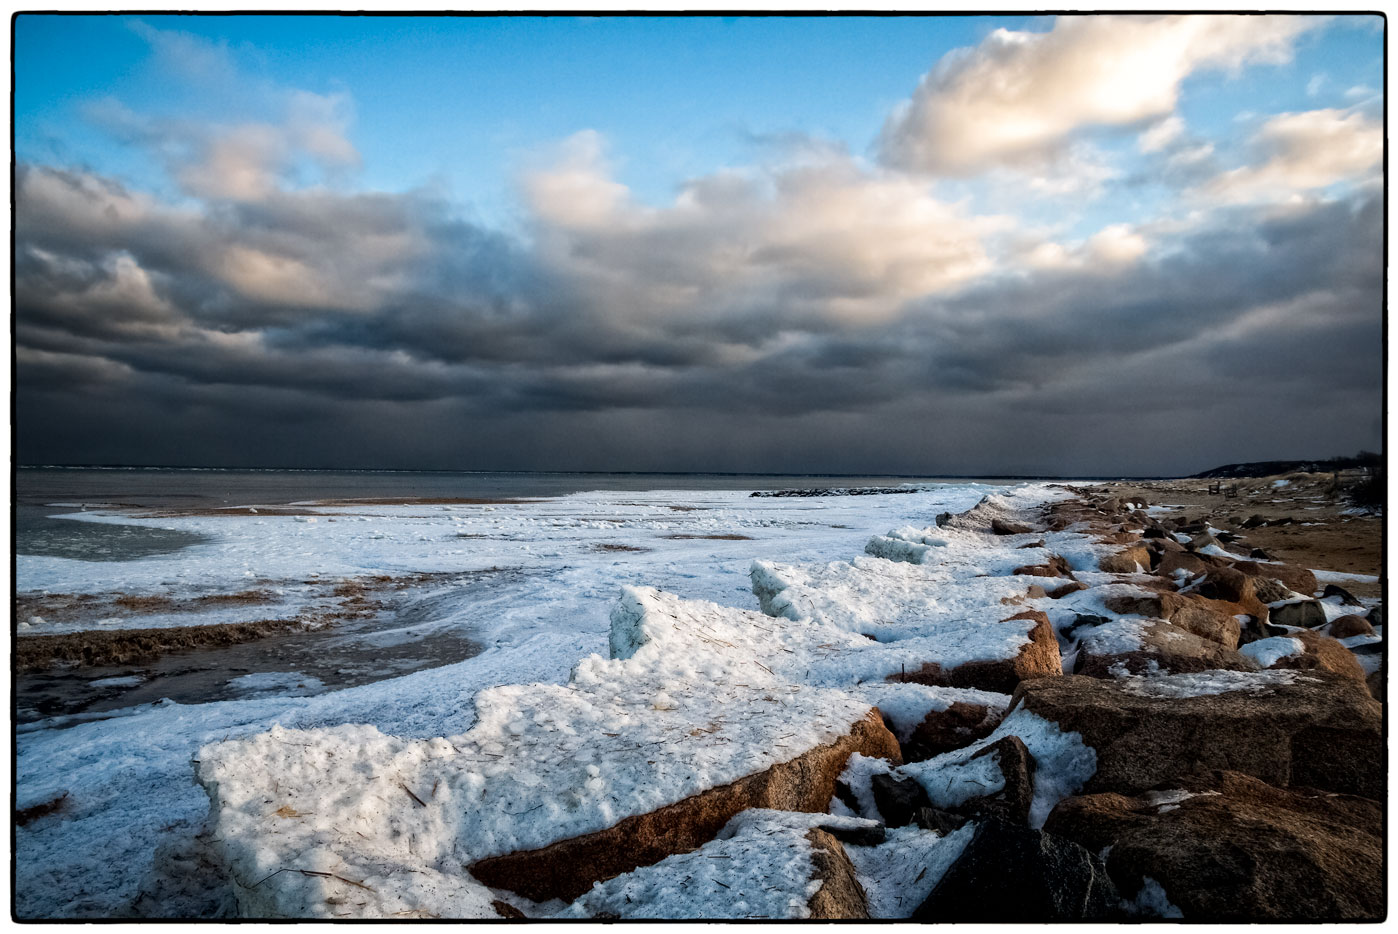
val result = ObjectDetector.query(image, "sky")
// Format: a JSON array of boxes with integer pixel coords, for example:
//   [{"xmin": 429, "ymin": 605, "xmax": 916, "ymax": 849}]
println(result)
[{"xmin": 13, "ymin": 13, "xmax": 1385, "ymax": 476}]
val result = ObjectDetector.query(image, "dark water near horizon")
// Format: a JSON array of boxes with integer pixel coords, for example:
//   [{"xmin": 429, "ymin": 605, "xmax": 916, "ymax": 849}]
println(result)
[{"xmin": 16, "ymin": 465, "xmax": 995, "ymax": 510}]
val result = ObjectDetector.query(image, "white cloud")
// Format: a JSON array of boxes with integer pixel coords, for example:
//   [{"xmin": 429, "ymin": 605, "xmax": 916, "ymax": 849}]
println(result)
[
  {"xmin": 129, "ymin": 19, "xmax": 239, "ymax": 85},
  {"xmin": 523, "ymin": 132, "xmax": 1007, "ymax": 324},
  {"xmin": 1021, "ymin": 222, "xmax": 1149, "ymax": 271},
  {"xmin": 1138, "ymin": 115, "xmax": 1185, "ymax": 153},
  {"xmin": 521, "ymin": 130, "xmax": 632, "ymax": 230},
  {"xmin": 111, "ymin": 25, "xmax": 361, "ymax": 202},
  {"xmin": 880, "ymin": 14, "xmax": 1321, "ymax": 175},
  {"xmin": 1206, "ymin": 108, "xmax": 1382, "ymax": 203},
  {"xmin": 176, "ymin": 123, "xmax": 289, "ymax": 201},
  {"xmin": 1086, "ymin": 224, "xmax": 1149, "ymax": 265},
  {"xmin": 175, "ymin": 91, "xmax": 360, "ymax": 202}
]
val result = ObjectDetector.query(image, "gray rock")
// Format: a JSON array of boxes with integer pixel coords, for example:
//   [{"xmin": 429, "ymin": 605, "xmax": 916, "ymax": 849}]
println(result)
[
  {"xmin": 870, "ymin": 773, "xmax": 929, "ymax": 828},
  {"xmin": 1271, "ymin": 600, "xmax": 1328, "ymax": 629}
]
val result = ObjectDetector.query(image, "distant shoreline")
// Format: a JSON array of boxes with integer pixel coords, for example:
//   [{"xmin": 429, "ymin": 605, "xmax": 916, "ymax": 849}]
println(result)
[{"xmin": 16, "ymin": 463, "xmax": 1174, "ymax": 482}]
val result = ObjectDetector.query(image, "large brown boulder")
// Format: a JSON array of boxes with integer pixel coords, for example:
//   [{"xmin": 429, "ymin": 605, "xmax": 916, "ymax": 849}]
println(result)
[
  {"xmin": 1155, "ymin": 550, "xmax": 1219, "ymax": 580},
  {"xmin": 1264, "ymin": 631, "xmax": 1367, "ymax": 684},
  {"xmin": 1008, "ymin": 672, "xmax": 1382, "ymax": 799},
  {"xmin": 469, "ymin": 709, "xmax": 901, "ymax": 903},
  {"xmin": 1045, "ymin": 770, "xmax": 1383, "ymax": 921},
  {"xmin": 1244, "ymin": 574, "xmax": 1294, "ymax": 604},
  {"xmin": 1074, "ymin": 620, "xmax": 1256, "ymax": 679},
  {"xmin": 1102, "ymin": 591, "xmax": 1242, "ymax": 649},
  {"xmin": 1328, "ymin": 615, "xmax": 1374, "ymax": 639},
  {"xmin": 896, "ymin": 610, "xmax": 1062, "ymax": 695},
  {"xmin": 1098, "ymin": 544, "xmax": 1153, "ymax": 574},
  {"xmin": 1193, "ymin": 567, "xmax": 1271, "ymax": 621},
  {"xmin": 1231, "ymin": 561, "xmax": 1318, "ymax": 597}
]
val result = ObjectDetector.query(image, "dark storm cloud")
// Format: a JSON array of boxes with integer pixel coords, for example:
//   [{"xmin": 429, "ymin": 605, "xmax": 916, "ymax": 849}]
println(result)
[{"xmin": 15, "ymin": 150, "xmax": 1383, "ymax": 474}]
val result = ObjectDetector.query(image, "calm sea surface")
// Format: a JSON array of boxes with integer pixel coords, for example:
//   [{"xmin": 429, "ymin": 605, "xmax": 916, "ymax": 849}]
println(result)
[{"xmin": 17, "ymin": 466, "xmax": 980, "ymax": 509}]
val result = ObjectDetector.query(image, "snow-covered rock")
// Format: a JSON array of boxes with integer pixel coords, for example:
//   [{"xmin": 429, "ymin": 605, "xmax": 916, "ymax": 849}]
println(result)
[
  {"xmin": 750, "ymin": 559, "xmax": 1062, "ymax": 692},
  {"xmin": 1074, "ymin": 618, "xmax": 1256, "ymax": 678},
  {"xmin": 1010, "ymin": 671, "xmax": 1383, "ymax": 799}
]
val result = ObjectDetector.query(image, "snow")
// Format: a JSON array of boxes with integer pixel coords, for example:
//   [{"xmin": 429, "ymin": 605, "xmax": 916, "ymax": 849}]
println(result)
[
  {"xmin": 16, "ymin": 480, "xmax": 1088, "ymax": 919},
  {"xmin": 898, "ymin": 743, "xmax": 1009, "ymax": 809},
  {"xmin": 1311, "ymin": 569, "xmax": 1380, "ymax": 584},
  {"xmin": 19, "ymin": 485, "xmax": 991, "ymax": 637},
  {"xmin": 1319, "ymin": 599, "xmax": 1361, "ymax": 622},
  {"xmin": 197, "ymin": 588, "xmax": 886, "ymax": 916},
  {"xmin": 559, "ymin": 810, "xmax": 882, "ymax": 920},
  {"xmin": 16, "ymin": 631, "xmax": 594, "ymax": 918},
  {"xmin": 864, "ymin": 526, "xmax": 950, "ymax": 564},
  {"xmin": 1238, "ymin": 637, "xmax": 1304, "ymax": 669},
  {"xmin": 750, "ymin": 555, "xmax": 1055, "ymax": 666},
  {"xmin": 1124, "ymin": 876, "xmax": 1184, "ymax": 918},
  {"xmin": 754, "ymin": 531, "xmax": 1090, "ymax": 662},
  {"xmin": 836, "ymin": 753, "xmax": 894, "ymax": 822},
  {"xmin": 1142, "ymin": 788, "xmax": 1218, "ymax": 809},
  {"xmin": 846, "ymin": 823, "xmax": 974, "ymax": 918},
  {"xmin": 89, "ymin": 675, "xmax": 146, "ymax": 689},
  {"xmin": 862, "ymin": 489, "xmax": 1077, "ymax": 565},
  {"xmin": 1197, "ymin": 543, "xmax": 1240, "ymax": 559},
  {"xmin": 1116, "ymin": 668, "xmax": 1315, "ymax": 698},
  {"xmin": 1076, "ymin": 619, "xmax": 1151, "ymax": 656}
]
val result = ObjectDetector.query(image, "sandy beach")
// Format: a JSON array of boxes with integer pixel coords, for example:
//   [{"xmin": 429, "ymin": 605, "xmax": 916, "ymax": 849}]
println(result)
[{"xmin": 1086, "ymin": 471, "xmax": 1381, "ymax": 597}]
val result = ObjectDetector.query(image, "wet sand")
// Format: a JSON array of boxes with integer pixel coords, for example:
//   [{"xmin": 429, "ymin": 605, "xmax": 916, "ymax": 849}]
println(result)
[{"xmin": 14, "ymin": 570, "xmax": 510, "ymax": 724}]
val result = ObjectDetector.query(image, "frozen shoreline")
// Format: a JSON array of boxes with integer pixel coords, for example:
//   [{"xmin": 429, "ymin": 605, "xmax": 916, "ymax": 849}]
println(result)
[{"xmin": 17, "ymin": 481, "xmax": 1032, "ymax": 918}]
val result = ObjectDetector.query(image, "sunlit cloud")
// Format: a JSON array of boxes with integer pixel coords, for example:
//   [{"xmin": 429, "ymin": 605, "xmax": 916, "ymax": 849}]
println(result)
[{"xmin": 879, "ymin": 14, "xmax": 1321, "ymax": 175}]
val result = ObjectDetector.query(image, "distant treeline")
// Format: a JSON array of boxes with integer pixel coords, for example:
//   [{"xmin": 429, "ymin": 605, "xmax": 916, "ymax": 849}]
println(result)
[{"xmin": 1192, "ymin": 451, "xmax": 1382, "ymax": 479}]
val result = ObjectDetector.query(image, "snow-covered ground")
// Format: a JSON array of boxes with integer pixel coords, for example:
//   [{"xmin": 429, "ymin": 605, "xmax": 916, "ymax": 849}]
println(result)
[{"xmin": 17, "ymin": 481, "xmax": 1054, "ymax": 918}]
